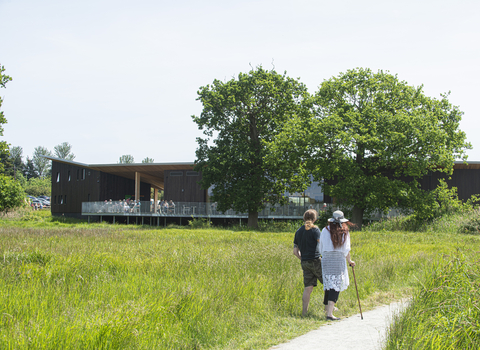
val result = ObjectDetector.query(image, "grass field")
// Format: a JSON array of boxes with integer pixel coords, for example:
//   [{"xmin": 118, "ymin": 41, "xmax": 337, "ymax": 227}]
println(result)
[{"xmin": 1, "ymin": 210, "xmax": 479, "ymax": 349}]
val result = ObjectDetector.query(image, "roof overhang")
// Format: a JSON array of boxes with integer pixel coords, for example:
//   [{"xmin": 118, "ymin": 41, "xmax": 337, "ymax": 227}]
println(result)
[{"xmin": 43, "ymin": 156, "xmax": 195, "ymax": 190}]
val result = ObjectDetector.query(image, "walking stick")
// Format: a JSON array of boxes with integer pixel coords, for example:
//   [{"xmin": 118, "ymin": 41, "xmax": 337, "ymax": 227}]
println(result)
[{"xmin": 351, "ymin": 265, "xmax": 363, "ymax": 320}]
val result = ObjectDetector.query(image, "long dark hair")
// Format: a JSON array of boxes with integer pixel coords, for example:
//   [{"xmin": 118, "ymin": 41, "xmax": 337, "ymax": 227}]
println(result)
[{"xmin": 328, "ymin": 221, "xmax": 353, "ymax": 248}]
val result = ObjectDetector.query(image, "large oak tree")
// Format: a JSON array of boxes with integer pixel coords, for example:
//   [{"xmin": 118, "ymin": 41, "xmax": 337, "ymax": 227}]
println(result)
[
  {"xmin": 192, "ymin": 67, "xmax": 311, "ymax": 228},
  {"xmin": 267, "ymin": 68, "xmax": 471, "ymax": 229}
]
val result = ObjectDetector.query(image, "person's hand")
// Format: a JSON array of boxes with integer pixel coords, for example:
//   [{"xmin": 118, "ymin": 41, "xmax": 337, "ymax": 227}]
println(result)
[{"xmin": 349, "ymin": 260, "xmax": 356, "ymax": 267}]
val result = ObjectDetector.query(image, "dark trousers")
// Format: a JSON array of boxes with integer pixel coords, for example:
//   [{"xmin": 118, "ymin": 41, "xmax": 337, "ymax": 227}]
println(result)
[{"xmin": 323, "ymin": 289, "xmax": 340, "ymax": 305}]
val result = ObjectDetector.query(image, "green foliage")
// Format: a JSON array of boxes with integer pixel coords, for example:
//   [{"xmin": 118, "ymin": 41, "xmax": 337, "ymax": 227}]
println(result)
[
  {"xmin": 0, "ymin": 65, "xmax": 12, "ymax": 173},
  {"xmin": 32, "ymin": 146, "xmax": 52, "ymax": 178},
  {"xmin": 412, "ymin": 179, "xmax": 468, "ymax": 221},
  {"xmin": 24, "ymin": 176, "xmax": 51, "ymax": 197},
  {"xmin": 192, "ymin": 66, "xmax": 311, "ymax": 227},
  {"xmin": 142, "ymin": 157, "xmax": 154, "ymax": 163},
  {"xmin": 365, "ymin": 206, "xmax": 480, "ymax": 235},
  {"xmin": 53, "ymin": 142, "xmax": 75, "ymax": 160},
  {"xmin": 385, "ymin": 253, "xmax": 480, "ymax": 349},
  {"xmin": 0, "ymin": 146, "xmax": 12, "ymax": 175},
  {"xmin": 119, "ymin": 154, "xmax": 134, "ymax": 164},
  {"xmin": 187, "ymin": 216, "xmax": 211, "ymax": 229},
  {"xmin": 19, "ymin": 211, "xmax": 46, "ymax": 222},
  {"xmin": 457, "ymin": 210, "xmax": 480, "ymax": 235},
  {"xmin": 23, "ymin": 157, "xmax": 39, "ymax": 179},
  {"xmin": 267, "ymin": 68, "xmax": 471, "ymax": 229},
  {"xmin": 8, "ymin": 145, "xmax": 25, "ymax": 176},
  {"xmin": 0, "ymin": 174, "xmax": 25, "ymax": 214}
]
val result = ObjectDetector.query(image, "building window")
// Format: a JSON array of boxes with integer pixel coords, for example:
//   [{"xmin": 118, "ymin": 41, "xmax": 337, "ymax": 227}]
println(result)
[
  {"xmin": 186, "ymin": 171, "xmax": 199, "ymax": 176},
  {"xmin": 68, "ymin": 171, "xmax": 71, "ymax": 181},
  {"xmin": 64, "ymin": 195, "xmax": 67, "ymax": 204},
  {"xmin": 56, "ymin": 172, "xmax": 60, "ymax": 182},
  {"xmin": 170, "ymin": 171, "xmax": 183, "ymax": 176},
  {"xmin": 82, "ymin": 169, "xmax": 86, "ymax": 180},
  {"xmin": 60, "ymin": 195, "xmax": 63, "ymax": 205}
]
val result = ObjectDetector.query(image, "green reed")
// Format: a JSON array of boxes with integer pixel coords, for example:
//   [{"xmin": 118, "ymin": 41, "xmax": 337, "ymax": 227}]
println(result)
[
  {"xmin": 385, "ymin": 251, "xmax": 480, "ymax": 349},
  {"xmin": 1, "ymin": 211, "xmax": 479, "ymax": 349}
]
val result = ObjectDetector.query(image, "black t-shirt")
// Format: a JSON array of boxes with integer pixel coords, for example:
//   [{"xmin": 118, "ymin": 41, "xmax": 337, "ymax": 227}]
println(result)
[{"xmin": 293, "ymin": 225, "xmax": 321, "ymax": 261}]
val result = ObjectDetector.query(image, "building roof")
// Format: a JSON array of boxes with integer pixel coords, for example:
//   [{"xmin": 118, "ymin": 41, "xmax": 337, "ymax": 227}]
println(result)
[
  {"xmin": 44, "ymin": 156, "xmax": 480, "ymax": 189},
  {"xmin": 44, "ymin": 156, "xmax": 195, "ymax": 190}
]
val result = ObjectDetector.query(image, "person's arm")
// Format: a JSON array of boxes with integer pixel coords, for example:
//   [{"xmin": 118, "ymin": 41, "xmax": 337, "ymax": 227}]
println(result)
[
  {"xmin": 346, "ymin": 252, "xmax": 355, "ymax": 267},
  {"xmin": 293, "ymin": 244, "xmax": 301, "ymax": 260}
]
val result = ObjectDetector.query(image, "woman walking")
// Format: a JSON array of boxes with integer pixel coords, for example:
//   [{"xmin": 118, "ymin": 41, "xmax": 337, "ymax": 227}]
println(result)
[{"xmin": 320, "ymin": 210, "xmax": 356, "ymax": 320}]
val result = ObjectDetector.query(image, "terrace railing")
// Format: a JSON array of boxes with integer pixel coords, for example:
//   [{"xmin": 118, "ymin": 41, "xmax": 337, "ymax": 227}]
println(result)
[
  {"xmin": 81, "ymin": 201, "xmax": 327, "ymax": 218},
  {"xmin": 81, "ymin": 201, "xmax": 403, "ymax": 220}
]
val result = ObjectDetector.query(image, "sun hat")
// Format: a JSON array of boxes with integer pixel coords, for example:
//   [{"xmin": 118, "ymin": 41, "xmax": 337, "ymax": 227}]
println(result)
[{"xmin": 328, "ymin": 210, "xmax": 349, "ymax": 224}]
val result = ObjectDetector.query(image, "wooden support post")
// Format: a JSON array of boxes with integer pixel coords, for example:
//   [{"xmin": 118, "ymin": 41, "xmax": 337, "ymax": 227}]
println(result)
[
  {"xmin": 135, "ymin": 172, "xmax": 141, "ymax": 202},
  {"xmin": 154, "ymin": 188, "xmax": 158, "ymax": 214}
]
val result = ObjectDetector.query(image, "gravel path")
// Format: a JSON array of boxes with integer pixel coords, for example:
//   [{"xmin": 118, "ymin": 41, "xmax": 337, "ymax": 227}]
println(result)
[{"xmin": 270, "ymin": 301, "xmax": 407, "ymax": 350}]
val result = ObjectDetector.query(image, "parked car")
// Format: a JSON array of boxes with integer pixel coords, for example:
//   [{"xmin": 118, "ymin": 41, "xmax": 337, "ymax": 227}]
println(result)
[{"xmin": 37, "ymin": 198, "xmax": 50, "ymax": 207}]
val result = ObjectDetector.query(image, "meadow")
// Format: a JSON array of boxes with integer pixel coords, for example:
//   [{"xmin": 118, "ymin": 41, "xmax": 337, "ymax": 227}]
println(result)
[{"xmin": 0, "ymin": 210, "xmax": 479, "ymax": 349}]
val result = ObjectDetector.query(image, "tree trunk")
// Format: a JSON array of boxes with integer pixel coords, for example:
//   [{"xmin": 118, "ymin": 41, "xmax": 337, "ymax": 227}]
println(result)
[
  {"xmin": 248, "ymin": 211, "xmax": 259, "ymax": 228},
  {"xmin": 351, "ymin": 206, "xmax": 364, "ymax": 231}
]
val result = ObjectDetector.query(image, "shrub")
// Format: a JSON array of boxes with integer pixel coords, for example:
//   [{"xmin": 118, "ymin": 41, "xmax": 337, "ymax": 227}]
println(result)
[
  {"xmin": 0, "ymin": 175, "xmax": 25, "ymax": 214},
  {"xmin": 457, "ymin": 210, "xmax": 480, "ymax": 235},
  {"xmin": 187, "ymin": 217, "xmax": 212, "ymax": 229}
]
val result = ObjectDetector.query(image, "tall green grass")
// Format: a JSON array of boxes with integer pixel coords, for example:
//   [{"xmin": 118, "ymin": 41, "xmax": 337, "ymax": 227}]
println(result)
[
  {"xmin": 1, "ymin": 210, "xmax": 479, "ymax": 349},
  {"xmin": 385, "ymin": 252, "xmax": 480, "ymax": 349}
]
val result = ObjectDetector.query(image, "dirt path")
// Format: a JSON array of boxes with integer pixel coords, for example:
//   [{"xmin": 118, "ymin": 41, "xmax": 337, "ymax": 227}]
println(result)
[{"xmin": 270, "ymin": 301, "xmax": 407, "ymax": 350}]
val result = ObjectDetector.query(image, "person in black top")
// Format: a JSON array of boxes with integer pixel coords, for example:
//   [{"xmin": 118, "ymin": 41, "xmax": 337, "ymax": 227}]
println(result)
[{"xmin": 293, "ymin": 209, "xmax": 323, "ymax": 316}]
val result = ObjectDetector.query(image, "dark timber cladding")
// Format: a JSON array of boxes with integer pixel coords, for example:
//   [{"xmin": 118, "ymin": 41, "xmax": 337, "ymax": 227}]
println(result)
[
  {"xmin": 46, "ymin": 156, "xmax": 205, "ymax": 217},
  {"xmin": 51, "ymin": 161, "xmax": 101, "ymax": 215},
  {"xmin": 447, "ymin": 162, "xmax": 480, "ymax": 201},
  {"xmin": 163, "ymin": 169, "xmax": 206, "ymax": 202}
]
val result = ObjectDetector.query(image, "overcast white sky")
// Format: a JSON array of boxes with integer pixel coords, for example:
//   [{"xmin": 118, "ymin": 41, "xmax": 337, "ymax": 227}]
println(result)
[{"xmin": 1, "ymin": 0, "xmax": 479, "ymax": 164}]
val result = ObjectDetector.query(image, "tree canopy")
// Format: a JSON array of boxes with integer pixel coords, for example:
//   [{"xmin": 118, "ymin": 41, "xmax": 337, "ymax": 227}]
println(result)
[
  {"xmin": 9, "ymin": 146, "xmax": 24, "ymax": 177},
  {"xmin": 267, "ymin": 68, "xmax": 471, "ymax": 229},
  {"xmin": 192, "ymin": 66, "xmax": 311, "ymax": 228},
  {"xmin": 33, "ymin": 146, "xmax": 52, "ymax": 178},
  {"xmin": 54, "ymin": 142, "xmax": 75, "ymax": 160},
  {"xmin": 0, "ymin": 65, "xmax": 12, "ymax": 174},
  {"xmin": 119, "ymin": 155, "xmax": 135, "ymax": 164},
  {"xmin": 0, "ymin": 174, "xmax": 25, "ymax": 214}
]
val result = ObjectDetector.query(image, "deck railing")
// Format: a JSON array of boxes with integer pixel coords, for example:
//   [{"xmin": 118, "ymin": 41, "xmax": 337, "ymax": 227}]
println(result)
[
  {"xmin": 82, "ymin": 201, "xmax": 403, "ymax": 220},
  {"xmin": 81, "ymin": 201, "xmax": 327, "ymax": 218}
]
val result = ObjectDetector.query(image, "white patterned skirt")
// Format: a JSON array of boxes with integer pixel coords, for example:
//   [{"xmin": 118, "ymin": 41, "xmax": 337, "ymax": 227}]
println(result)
[{"xmin": 322, "ymin": 251, "xmax": 349, "ymax": 292}]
